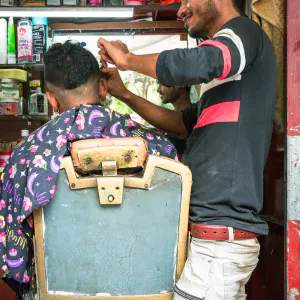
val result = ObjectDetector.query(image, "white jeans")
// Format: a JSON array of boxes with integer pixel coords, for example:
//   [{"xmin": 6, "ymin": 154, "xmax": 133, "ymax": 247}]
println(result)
[{"xmin": 174, "ymin": 237, "xmax": 260, "ymax": 300}]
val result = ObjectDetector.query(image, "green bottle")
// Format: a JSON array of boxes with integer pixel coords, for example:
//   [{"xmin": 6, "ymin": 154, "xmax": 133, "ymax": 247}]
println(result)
[{"xmin": 7, "ymin": 16, "xmax": 16, "ymax": 64}]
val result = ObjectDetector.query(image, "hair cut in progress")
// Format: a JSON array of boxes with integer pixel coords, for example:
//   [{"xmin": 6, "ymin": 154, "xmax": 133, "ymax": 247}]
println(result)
[{"xmin": 44, "ymin": 41, "xmax": 101, "ymax": 98}]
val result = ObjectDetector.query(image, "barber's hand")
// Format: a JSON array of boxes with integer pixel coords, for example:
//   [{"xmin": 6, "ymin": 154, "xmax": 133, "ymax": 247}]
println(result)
[
  {"xmin": 98, "ymin": 38, "xmax": 130, "ymax": 71},
  {"xmin": 101, "ymin": 67, "xmax": 129, "ymax": 100}
]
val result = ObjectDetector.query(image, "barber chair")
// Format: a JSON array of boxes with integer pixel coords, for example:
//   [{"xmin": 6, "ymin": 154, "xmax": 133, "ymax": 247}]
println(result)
[{"xmin": 33, "ymin": 138, "xmax": 192, "ymax": 300}]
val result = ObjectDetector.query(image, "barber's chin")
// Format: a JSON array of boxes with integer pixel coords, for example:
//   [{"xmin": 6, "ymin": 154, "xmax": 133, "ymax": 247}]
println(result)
[{"xmin": 188, "ymin": 28, "xmax": 200, "ymax": 39}]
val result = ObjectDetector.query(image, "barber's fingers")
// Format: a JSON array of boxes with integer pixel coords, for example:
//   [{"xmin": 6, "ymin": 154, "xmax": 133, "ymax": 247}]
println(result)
[
  {"xmin": 97, "ymin": 37, "xmax": 110, "ymax": 49},
  {"xmin": 101, "ymin": 67, "xmax": 119, "ymax": 75},
  {"xmin": 100, "ymin": 58, "xmax": 108, "ymax": 68},
  {"xmin": 99, "ymin": 50, "xmax": 115, "ymax": 65}
]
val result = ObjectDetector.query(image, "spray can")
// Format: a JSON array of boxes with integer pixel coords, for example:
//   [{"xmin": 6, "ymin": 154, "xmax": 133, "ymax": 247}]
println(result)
[
  {"xmin": 17, "ymin": 17, "xmax": 33, "ymax": 64},
  {"xmin": 32, "ymin": 17, "xmax": 48, "ymax": 64}
]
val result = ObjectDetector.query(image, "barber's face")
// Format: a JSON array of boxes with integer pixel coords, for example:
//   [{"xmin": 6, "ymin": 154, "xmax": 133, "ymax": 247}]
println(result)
[
  {"xmin": 178, "ymin": 0, "xmax": 219, "ymax": 39},
  {"xmin": 157, "ymin": 84, "xmax": 178, "ymax": 104}
]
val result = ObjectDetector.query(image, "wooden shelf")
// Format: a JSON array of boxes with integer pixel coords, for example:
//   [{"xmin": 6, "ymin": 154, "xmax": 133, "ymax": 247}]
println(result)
[
  {"xmin": 0, "ymin": 64, "xmax": 44, "ymax": 72},
  {"xmin": 0, "ymin": 115, "xmax": 50, "ymax": 121},
  {"xmin": 51, "ymin": 20, "xmax": 185, "ymax": 34}
]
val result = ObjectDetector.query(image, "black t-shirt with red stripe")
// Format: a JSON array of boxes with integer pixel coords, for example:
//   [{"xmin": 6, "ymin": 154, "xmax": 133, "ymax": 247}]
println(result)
[{"xmin": 156, "ymin": 16, "xmax": 276, "ymax": 235}]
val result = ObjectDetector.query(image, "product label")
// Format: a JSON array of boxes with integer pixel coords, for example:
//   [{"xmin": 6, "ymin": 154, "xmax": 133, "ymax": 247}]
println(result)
[
  {"xmin": 0, "ymin": 101, "xmax": 20, "ymax": 115},
  {"xmin": 33, "ymin": 25, "xmax": 46, "ymax": 63},
  {"xmin": 37, "ymin": 95, "xmax": 46, "ymax": 113},
  {"xmin": 17, "ymin": 25, "xmax": 33, "ymax": 60},
  {"xmin": 29, "ymin": 80, "xmax": 40, "ymax": 87},
  {"xmin": 0, "ymin": 88, "xmax": 19, "ymax": 99}
]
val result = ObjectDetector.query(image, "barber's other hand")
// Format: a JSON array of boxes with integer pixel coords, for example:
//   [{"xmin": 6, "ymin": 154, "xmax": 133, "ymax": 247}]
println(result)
[
  {"xmin": 101, "ymin": 67, "xmax": 129, "ymax": 100},
  {"xmin": 98, "ymin": 38, "xmax": 130, "ymax": 71}
]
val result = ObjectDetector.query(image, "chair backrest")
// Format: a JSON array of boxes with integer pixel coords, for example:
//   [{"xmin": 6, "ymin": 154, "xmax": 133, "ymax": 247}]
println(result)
[{"xmin": 33, "ymin": 138, "xmax": 192, "ymax": 300}]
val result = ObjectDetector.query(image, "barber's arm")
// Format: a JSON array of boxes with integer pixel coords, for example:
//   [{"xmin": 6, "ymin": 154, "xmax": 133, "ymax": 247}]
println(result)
[
  {"xmin": 102, "ymin": 67, "xmax": 189, "ymax": 138},
  {"xmin": 98, "ymin": 25, "xmax": 259, "ymax": 87},
  {"xmin": 98, "ymin": 38, "xmax": 159, "ymax": 79},
  {"xmin": 98, "ymin": 38, "xmax": 231, "ymax": 86}
]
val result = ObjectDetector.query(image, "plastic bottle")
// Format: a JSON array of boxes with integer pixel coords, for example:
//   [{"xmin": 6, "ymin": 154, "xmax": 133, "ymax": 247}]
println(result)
[
  {"xmin": 7, "ymin": 16, "xmax": 16, "ymax": 64},
  {"xmin": 17, "ymin": 17, "xmax": 33, "ymax": 64},
  {"xmin": 0, "ymin": 18, "xmax": 7, "ymax": 64},
  {"xmin": 28, "ymin": 80, "xmax": 48, "ymax": 116},
  {"xmin": 32, "ymin": 17, "xmax": 48, "ymax": 64},
  {"xmin": 17, "ymin": 129, "xmax": 29, "ymax": 144}
]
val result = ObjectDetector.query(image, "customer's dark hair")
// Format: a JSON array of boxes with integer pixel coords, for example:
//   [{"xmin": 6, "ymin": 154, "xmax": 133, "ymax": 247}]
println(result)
[{"xmin": 44, "ymin": 41, "xmax": 100, "ymax": 92}]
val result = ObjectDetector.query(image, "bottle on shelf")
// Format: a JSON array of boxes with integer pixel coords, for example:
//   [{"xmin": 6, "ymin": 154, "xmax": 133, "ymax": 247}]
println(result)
[
  {"xmin": 17, "ymin": 129, "xmax": 29, "ymax": 144},
  {"xmin": 32, "ymin": 17, "xmax": 48, "ymax": 64},
  {"xmin": 0, "ymin": 78, "xmax": 21, "ymax": 116},
  {"xmin": 28, "ymin": 80, "xmax": 48, "ymax": 116},
  {"xmin": 17, "ymin": 17, "xmax": 33, "ymax": 64},
  {"xmin": 0, "ymin": 18, "xmax": 7, "ymax": 64},
  {"xmin": 7, "ymin": 16, "xmax": 16, "ymax": 64}
]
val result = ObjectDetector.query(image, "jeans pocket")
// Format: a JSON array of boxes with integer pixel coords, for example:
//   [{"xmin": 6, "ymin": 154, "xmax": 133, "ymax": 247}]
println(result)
[
  {"xmin": 177, "ymin": 252, "xmax": 212, "ymax": 299},
  {"xmin": 223, "ymin": 260, "xmax": 258, "ymax": 300}
]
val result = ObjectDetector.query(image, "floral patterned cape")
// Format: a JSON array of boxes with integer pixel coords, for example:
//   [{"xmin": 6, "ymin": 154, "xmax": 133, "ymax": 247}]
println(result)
[{"xmin": 0, "ymin": 104, "xmax": 177, "ymax": 283}]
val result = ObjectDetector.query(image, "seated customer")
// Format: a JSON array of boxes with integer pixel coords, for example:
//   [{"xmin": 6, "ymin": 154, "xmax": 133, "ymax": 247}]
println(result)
[
  {"xmin": 157, "ymin": 84, "xmax": 191, "ymax": 112},
  {"xmin": 0, "ymin": 41, "xmax": 177, "ymax": 287},
  {"xmin": 157, "ymin": 83, "xmax": 191, "ymax": 158}
]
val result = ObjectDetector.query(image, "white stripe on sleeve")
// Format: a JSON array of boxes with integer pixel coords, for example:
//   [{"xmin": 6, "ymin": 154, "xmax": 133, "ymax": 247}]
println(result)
[{"xmin": 214, "ymin": 29, "xmax": 246, "ymax": 75}]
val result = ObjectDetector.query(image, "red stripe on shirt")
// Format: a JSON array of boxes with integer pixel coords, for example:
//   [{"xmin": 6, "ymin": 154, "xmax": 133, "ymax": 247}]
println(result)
[
  {"xmin": 194, "ymin": 101, "xmax": 240, "ymax": 129},
  {"xmin": 198, "ymin": 40, "xmax": 231, "ymax": 80}
]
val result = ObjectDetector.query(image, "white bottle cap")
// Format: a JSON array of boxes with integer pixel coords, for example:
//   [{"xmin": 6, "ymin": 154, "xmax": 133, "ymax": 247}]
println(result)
[{"xmin": 21, "ymin": 129, "xmax": 29, "ymax": 137}]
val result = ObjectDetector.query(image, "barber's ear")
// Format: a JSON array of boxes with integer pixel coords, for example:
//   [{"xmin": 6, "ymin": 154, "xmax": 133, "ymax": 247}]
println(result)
[
  {"xmin": 46, "ymin": 92, "xmax": 60, "ymax": 113},
  {"xmin": 99, "ymin": 79, "xmax": 108, "ymax": 102}
]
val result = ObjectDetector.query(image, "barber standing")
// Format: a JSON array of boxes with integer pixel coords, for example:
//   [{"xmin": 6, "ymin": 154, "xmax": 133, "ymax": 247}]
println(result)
[{"xmin": 98, "ymin": 0, "xmax": 276, "ymax": 298}]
